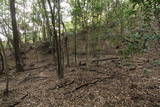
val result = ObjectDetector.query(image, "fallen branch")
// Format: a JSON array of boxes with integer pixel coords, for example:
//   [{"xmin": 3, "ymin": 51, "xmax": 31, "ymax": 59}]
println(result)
[
  {"xmin": 92, "ymin": 57, "xmax": 119, "ymax": 63},
  {"xmin": 64, "ymin": 76, "xmax": 114, "ymax": 95},
  {"xmin": 48, "ymin": 80, "xmax": 74, "ymax": 90},
  {"xmin": 9, "ymin": 94, "xmax": 28, "ymax": 107},
  {"xmin": 89, "ymin": 70, "xmax": 107, "ymax": 74},
  {"xmin": 24, "ymin": 67, "xmax": 40, "ymax": 71}
]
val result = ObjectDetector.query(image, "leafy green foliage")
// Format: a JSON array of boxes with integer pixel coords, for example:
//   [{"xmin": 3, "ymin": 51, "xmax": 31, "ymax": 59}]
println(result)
[
  {"xmin": 143, "ymin": 68, "xmax": 151, "ymax": 75},
  {"xmin": 130, "ymin": 0, "xmax": 160, "ymax": 22},
  {"xmin": 120, "ymin": 33, "xmax": 160, "ymax": 56},
  {"xmin": 150, "ymin": 60, "xmax": 160, "ymax": 66}
]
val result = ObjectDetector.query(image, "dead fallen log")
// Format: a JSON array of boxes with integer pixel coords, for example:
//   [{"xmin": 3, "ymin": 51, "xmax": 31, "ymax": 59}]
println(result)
[
  {"xmin": 64, "ymin": 76, "xmax": 114, "ymax": 95},
  {"xmin": 89, "ymin": 70, "xmax": 107, "ymax": 74},
  {"xmin": 92, "ymin": 57, "xmax": 119, "ymax": 63},
  {"xmin": 48, "ymin": 80, "xmax": 74, "ymax": 90},
  {"xmin": 24, "ymin": 67, "xmax": 40, "ymax": 71},
  {"xmin": 9, "ymin": 94, "xmax": 28, "ymax": 107}
]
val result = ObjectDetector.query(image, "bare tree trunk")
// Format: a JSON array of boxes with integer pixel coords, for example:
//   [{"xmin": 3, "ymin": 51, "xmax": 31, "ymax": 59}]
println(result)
[
  {"xmin": 61, "ymin": 21, "xmax": 69, "ymax": 67},
  {"xmin": 47, "ymin": 0, "xmax": 64, "ymax": 79},
  {"xmin": 41, "ymin": 0, "xmax": 55, "ymax": 55},
  {"xmin": 85, "ymin": 29, "xmax": 89, "ymax": 68},
  {"xmin": 57, "ymin": 0, "xmax": 63, "ymax": 70},
  {"xmin": 57, "ymin": 0, "xmax": 64, "ymax": 78},
  {"xmin": 10, "ymin": 0, "xmax": 24, "ymax": 72},
  {"xmin": 74, "ymin": 0, "xmax": 77, "ymax": 64},
  {"xmin": 64, "ymin": 35, "xmax": 70, "ymax": 66},
  {"xmin": 42, "ymin": 24, "xmax": 47, "ymax": 41},
  {"xmin": 22, "ymin": 0, "xmax": 27, "ymax": 43},
  {"xmin": 0, "ymin": 51, "xmax": 4, "ymax": 73},
  {"xmin": 74, "ymin": 17, "xmax": 77, "ymax": 64},
  {"xmin": 0, "ymin": 39, "xmax": 9, "ymax": 96}
]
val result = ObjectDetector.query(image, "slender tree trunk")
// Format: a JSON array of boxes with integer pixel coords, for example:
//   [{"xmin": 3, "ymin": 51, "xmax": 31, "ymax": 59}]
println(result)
[
  {"xmin": 41, "ymin": 0, "xmax": 55, "ymax": 55},
  {"xmin": 38, "ymin": 0, "xmax": 47, "ymax": 42},
  {"xmin": 0, "ymin": 39, "xmax": 9, "ymax": 96},
  {"xmin": 24, "ymin": 30, "xmax": 27, "ymax": 43},
  {"xmin": 61, "ymin": 21, "xmax": 69, "ymax": 66},
  {"xmin": 10, "ymin": 0, "xmax": 24, "ymax": 72},
  {"xmin": 74, "ymin": 17, "xmax": 77, "ymax": 64},
  {"xmin": 74, "ymin": 1, "xmax": 77, "ymax": 64},
  {"xmin": 86, "ymin": 29, "xmax": 89, "ymax": 68},
  {"xmin": 42, "ymin": 24, "xmax": 47, "ymax": 41},
  {"xmin": 64, "ymin": 35, "xmax": 70, "ymax": 66},
  {"xmin": 47, "ymin": 0, "xmax": 64, "ymax": 79},
  {"xmin": 57, "ymin": 0, "xmax": 64, "ymax": 78},
  {"xmin": 22, "ymin": 0, "xmax": 27, "ymax": 43},
  {"xmin": 0, "ymin": 51, "xmax": 4, "ymax": 73}
]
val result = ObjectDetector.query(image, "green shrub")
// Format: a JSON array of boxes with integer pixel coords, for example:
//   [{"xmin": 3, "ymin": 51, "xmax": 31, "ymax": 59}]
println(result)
[{"xmin": 120, "ymin": 33, "xmax": 160, "ymax": 56}]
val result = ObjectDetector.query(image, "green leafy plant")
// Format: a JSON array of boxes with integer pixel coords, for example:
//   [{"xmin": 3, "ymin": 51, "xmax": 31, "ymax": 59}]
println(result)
[
  {"xmin": 120, "ymin": 33, "xmax": 160, "ymax": 56},
  {"xmin": 150, "ymin": 60, "xmax": 160, "ymax": 66},
  {"xmin": 143, "ymin": 68, "xmax": 151, "ymax": 75}
]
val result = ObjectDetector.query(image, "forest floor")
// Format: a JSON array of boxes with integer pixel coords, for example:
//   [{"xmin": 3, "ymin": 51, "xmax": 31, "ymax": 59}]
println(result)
[{"xmin": 0, "ymin": 47, "xmax": 160, "ymax": 107}]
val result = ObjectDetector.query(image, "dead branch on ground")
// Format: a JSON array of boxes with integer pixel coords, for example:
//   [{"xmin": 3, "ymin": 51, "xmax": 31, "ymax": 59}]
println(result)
[{"xmin": 64, "ymin": 76, "xmax": 114, "ymax": 95}]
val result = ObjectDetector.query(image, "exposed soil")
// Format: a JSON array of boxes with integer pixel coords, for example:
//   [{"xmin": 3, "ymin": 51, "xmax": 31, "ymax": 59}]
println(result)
[{"xmin": 0, "ymin": 48, "xmax": 160, "ymax": 107}]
